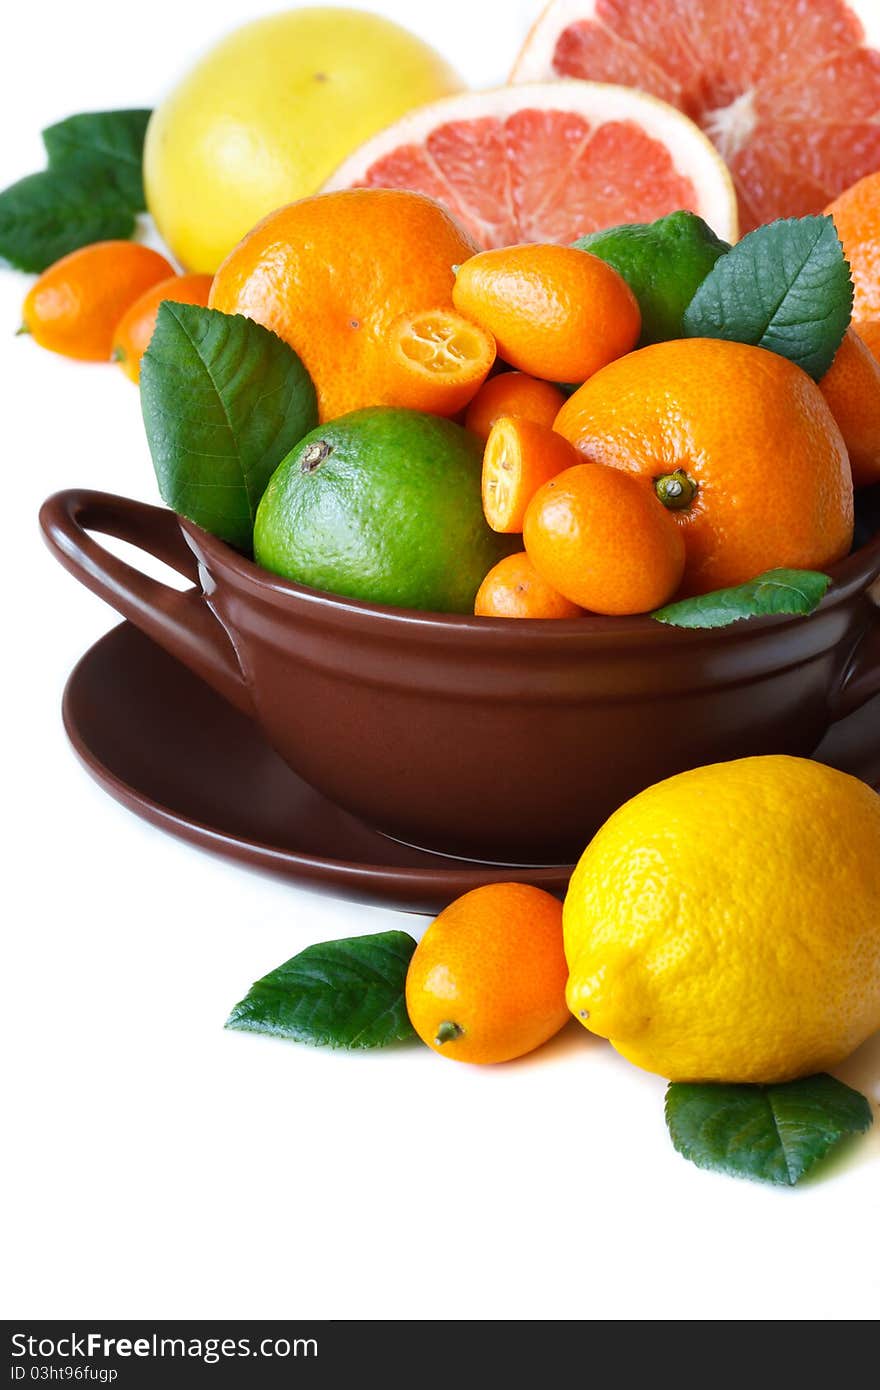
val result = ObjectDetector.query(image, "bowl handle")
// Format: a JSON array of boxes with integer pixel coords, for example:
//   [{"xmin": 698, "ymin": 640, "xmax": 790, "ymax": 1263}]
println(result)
[
  {"xmin": 39, "ymin": 489, "xmax": 252, "ymax": 717},
  {"xmin": 830, "ymin": 585, "xmax": 880, "ymax": 722}
]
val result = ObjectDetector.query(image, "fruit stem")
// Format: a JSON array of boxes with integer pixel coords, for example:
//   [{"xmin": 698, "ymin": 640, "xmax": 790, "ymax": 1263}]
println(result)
[
  {"xmin": 654, "ymin": 469, "xmax": 698, "ymax": 511},
  {"xmin": 15, "ymin": 323, "xmax": 30, "ymax": 337},
  {"xmin": 435, "ymin": 1021, "xmax": 464, "ymax": 1046},
  {"xmin": 301, "ymin": 440, "xmax": 333, "ymax": 473}
]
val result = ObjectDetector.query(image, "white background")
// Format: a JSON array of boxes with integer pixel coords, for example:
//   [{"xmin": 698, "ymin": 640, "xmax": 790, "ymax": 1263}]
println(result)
[{"xmin": 2, "ymin": 0, "xmax": 878, "ymax": 1323}]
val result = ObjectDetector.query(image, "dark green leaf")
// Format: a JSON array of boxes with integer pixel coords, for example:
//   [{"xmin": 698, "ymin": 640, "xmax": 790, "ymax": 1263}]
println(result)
[
  {"xmin": 682, "ymin": 215, "xmax": 853, "ymax": 379},
  {"xmin": 0, "ymin": 168, "xmax": 134, "ymax": 272},
  {"xmin": 141, "ymin": 304, "xmax": 318, "ymax": 549},
  {"xmin": 43, "ymin": 109, "xmax": 153, "ymax": 210},
  {"xmin": 666, "ymin": 1075, "xmax": 873, "ymax": 1185},
  {"xmin": 226, "ymin": 931, "xmax": 419, "ymax": 1049},
  {"xmin": 652, "ymin": 568, "xmax": 830, "ymax": 629}
]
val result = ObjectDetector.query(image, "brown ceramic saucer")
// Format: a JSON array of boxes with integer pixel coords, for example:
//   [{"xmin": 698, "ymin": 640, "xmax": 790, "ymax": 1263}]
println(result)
[{"xmin": 64, "ymin": 620, "xmax": 880, "ymax": 916}]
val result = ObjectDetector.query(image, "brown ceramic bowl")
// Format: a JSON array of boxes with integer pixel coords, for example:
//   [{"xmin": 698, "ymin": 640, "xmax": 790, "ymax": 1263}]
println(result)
[{"xmin": 40, "ymin": 488, "xmax": 880, "ymax": 864}]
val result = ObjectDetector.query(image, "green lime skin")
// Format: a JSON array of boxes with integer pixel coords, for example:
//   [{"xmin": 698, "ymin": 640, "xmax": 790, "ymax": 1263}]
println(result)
[
  {"xmin": 254, "ymin": 407, "xmax": 514, "ymax": 613},
  {"xmin": 573, "ymin": 211, "xmax": 731, "ymax": 347}
]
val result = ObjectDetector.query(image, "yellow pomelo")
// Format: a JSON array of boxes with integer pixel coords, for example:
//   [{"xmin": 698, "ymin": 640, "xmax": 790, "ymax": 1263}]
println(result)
[{"xmin": 144, "ymin": 8, "xmax": 463, "ymax": 272}]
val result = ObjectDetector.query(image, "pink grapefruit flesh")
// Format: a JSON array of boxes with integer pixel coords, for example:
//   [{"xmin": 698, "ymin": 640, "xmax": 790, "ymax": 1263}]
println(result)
[
  {"xmin": 512, "ymin": 0, "xmax": 880, "ymax": 231},
  {"xmin": 323, "ymin": 82, "xmax": 737, "ymax": 249}
]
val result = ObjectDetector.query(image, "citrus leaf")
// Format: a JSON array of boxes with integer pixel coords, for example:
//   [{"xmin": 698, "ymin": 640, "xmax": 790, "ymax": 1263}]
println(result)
[
  {"xmin": 140, "ymin": 303, "xmax": 318, "ymax": 550},
  {"xmin": 43, "ymin": 109, "xmax": 152, "ymax": 210},
  {"xmin": 666, "ymin": 1075, "xmax": 873, "ymax": 1185},
  {"xmin": 0, "ymin": 168, "xmax": 134, "ymax": 272},
  {"xmin": 226, "ymin": 932, "xmax": 419, "ymax": 1049},
  {"xmin": 651, "ymin": 568, "xmax": 830, "ymax": 629},
  {"xmin": 682, "ymin": 215, "xmax": 853, "ymax": 379}
]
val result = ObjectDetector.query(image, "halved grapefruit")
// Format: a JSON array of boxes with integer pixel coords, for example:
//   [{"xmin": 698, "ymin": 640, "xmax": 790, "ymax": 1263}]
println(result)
[
  {"xmin": 323, "ymin": 82, "xmax": 737, "ymax": 248},
  {"xmin": 512, "ymin": 0, "xmax": 880, "ymax": 231}
]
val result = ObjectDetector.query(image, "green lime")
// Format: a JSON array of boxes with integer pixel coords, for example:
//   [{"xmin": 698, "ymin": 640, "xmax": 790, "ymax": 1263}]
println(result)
[
  {"xmin": 254, "ymin": 407, "xmax": 513, "ymax": 613},
  {"xmin": 573, "ymin": 211, "xmax": 730, "ymax": 346}
]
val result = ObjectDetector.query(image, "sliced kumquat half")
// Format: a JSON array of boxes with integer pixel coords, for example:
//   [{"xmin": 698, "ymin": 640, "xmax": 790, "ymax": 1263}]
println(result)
[
  {"xmin": 386, "ymin": 307, "xmax": 496, "ymax": 416},
  {"xmin": 482, "ymin": 416, "xmax": 582, "ymax": 533}
]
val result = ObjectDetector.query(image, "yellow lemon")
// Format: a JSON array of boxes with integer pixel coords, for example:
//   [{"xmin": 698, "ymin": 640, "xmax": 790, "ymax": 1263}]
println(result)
[
  {"xmin": 144, "ymin": 8, "xmax": 463, "ymax": 272},
  {"xmin": 564, "ymin": 757, "xmax": 880, "ymax": 1083}
]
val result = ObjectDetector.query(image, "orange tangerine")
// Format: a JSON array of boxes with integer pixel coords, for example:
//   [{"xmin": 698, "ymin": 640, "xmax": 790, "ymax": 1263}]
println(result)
[
  {"xmin": 555, "ymin": 339, "xmax": 853, "ymax": 596},
  {"xmin": 855, "ymin": 318, "xmax": 880, "ymax": 361},
  {"xmin": 818, "ymin": 326, "xmax": 880, "ymax": 486},
  {"xmin": 209, "ymin": 188, "xmax": 479, "ymax": 421},
  {"xmin": 826, "ymin": 171, "xmax": 880, "ymax": 321}
]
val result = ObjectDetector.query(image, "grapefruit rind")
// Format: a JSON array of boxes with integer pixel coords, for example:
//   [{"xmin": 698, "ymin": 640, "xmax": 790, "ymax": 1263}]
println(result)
[
  {"xmin": 323, "ymin": 81, "xmax": 739, "ymax": 246},
  {"xmin": 512, "ymin": 0, "xmax": 620, "ymax": 83},
  {"xmin": 512, "ymin": 0, "xmax": 880, "ymax": 83},
  {"xmin": 511, "ymin": 0, "xmax": 880, "ymax": 230}
]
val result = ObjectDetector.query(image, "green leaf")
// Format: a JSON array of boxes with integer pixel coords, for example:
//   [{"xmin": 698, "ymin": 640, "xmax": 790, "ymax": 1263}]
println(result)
[
  {"xmin": 226, "ymin": 931, "xmax": 419, "ymax": 1049},
  {"xmin": 682, "ymin": 215, "xmax": 853, "ymax": 379},
  {"xmin": 140, "ymin": 304, "xmax": 318, "ymax": 550},
  {"xmin": 651, "ymin": 568, "xmax": 830, "ymax": 629},
  {"xmin": 0, "ymin": 168, "xmax": 134, "ymax": 272},
  {"xmin": 666, "ymin": 1075, "xmax": 873, "ymax": 1185},
  {"xmin": 43, "ymin": 109, "xmax": 153, "ymax": 211},
  {"xmin": 0, "ymin": 109, "xmax": 151, "ymax": 271}
]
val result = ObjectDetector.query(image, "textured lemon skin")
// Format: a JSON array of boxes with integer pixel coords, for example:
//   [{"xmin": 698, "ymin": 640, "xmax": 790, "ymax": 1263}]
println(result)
[
  {"xmin": 563, "ymin": 757, "xmax": 880, "ymax": 1083},
  {"xmin": 143, "ymin": 8, "xmax": 463, "ymax": 272}
]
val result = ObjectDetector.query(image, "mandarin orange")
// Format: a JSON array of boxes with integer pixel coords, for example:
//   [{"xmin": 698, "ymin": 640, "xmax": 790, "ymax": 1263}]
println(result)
[
  {"xmin": 209, "ymin": 189, "xmax": 479, "ymax": 420},
  {"xmin": 854, "ymin": 318, "xmax": 880, "ymax": 363},
  {"xmin": 555, "ymin": 339, "xmax": 853, "ymax": 596},
  {"xmin": 826, "ymin": 172, "xmax": 880, "ymax": 321},
  {"xmin": 818, "ymin": 327, "xmax": 880, "ymax": 486}
]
